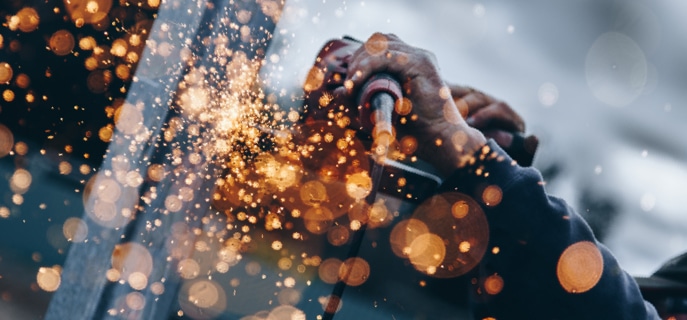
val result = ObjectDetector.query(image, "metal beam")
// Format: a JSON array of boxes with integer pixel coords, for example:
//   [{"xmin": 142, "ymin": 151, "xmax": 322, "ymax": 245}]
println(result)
[{"xmin": 45, "ymin": 1, "xmax": 277, "ymax": 319}]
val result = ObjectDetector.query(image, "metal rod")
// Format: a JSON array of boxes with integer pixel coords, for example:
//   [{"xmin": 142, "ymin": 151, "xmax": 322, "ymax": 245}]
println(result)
[{"xmin": 323, "ymin": 92, "xmax": 396, "ymax": 320}]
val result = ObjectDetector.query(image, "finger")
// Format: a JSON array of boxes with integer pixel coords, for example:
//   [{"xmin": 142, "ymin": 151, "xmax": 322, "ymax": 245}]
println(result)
[
  {"xmin": 331, "ymin": 86, "xmax": 349, "ymax": 102},
  {"xmin": 451, "ymin": 86, "xmax": 500, "ymax": 120},
  {"xmin": 453, "ymin": 93, "xmax": 488, "ymax": 120},
  {"xmin": 452, "ymin": 88, "xmax": 526, "ymax": 132},
  {"xmin": 448, "ymin": 83, "xmax": 476, "ymax": 100},
  {"xmin": 507, "ymin": 133, "xmax": 539, "ymax": 166},
  {"xmin": 466, "ymin": 101, "xmax": 526, "ymax": 133},
  {"xmin": 455, "ymin": 88, "xmax": 496, "ymax": 111},
  {"xmin": 347, "ymin": 50, "xmax": 438, "ymax": 89},
  {"xmin": 345, "ymin": 32, "xmax": 390, "ymax": 84},
  {"xmin": 449, "ymin": 84, "xmax": 474, "ymax": 118},
  {"xmin": 350, "ymin": 33, "xmax": 403, "ymax": 62},
  {"xmin": 346, "ymin": 34, "xmax": 436, "ymax": 88},
  {"xmin": 482, "ymin": 129, "xmax": 514, "ymax": 149}
]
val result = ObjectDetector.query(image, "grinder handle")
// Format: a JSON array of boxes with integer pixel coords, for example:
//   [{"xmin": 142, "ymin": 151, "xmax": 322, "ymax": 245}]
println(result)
[
  {"xmin": 357, "ymin": 74, "xmax": 402, "ymax": 134},
  {"xmin": 357, "ymin": 74, "xmax": 403, "ymax": 160}
]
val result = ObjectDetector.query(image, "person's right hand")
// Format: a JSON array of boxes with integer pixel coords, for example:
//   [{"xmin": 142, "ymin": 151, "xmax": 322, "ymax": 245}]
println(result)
[{"xmin": 343, "ymin": 33, "xmax": 487, "ymax": 177}]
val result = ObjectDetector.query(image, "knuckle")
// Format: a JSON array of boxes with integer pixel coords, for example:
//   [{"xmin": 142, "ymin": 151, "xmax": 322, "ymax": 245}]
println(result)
[
  {"xmin": 416, "ymin": 49, "xmax": 436, "ymax": 64},
  {"xmin": 426, "ymin": 51, "xmax": 439, "ymax": 64}
]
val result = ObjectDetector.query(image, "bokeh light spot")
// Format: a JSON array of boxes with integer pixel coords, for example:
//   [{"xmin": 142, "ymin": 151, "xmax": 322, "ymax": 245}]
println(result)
[
  {"xmin": 0, "ymin": 62, "xmax": 13, "ymax": 84},
  {"xmin": 303, "ymin": 206, "xmax": 334, "ymax": 234},
  {"xmin": 64, "ymin": 0, "xmax": 113, "ymax": 24},
  {"xmin": 269, "ymin": 305, "xmax": 306, "ymax": 320},
  {"xmin": 410, "ymin": 192, "xmax": 489, "ymax": 278},
  {"xmin": 111, "ymin": 242, "xmax": 153, "ymax": 280},
  {"xmin": 451, "ymin": 200, "xmax": 469, "ymax": 219},
  {"xmin": 10, "ymin": 168, "xmax": 32, "ymax": 194},
  {"xmin": 538, "ymin": 82, "xmax": 559, "ymax": 107},
  {"xmin": 364, "ymin": 33, "xmax": 388, "ymax": 56},
  {"xmin": 62, "ymin": 217, "xmax": 88, "ymax": 242},
  {"xmin": 126, "ymin": 292, "xmax": 146, "ymax": 311},
  {"xmin": 128, "ymin": 271, "xmax": 148, "ymax": 290},
  {"xmin": 327, "ymin": 225, "xmax": 350, "ymax": 246},
  {"xmin": 300, "ymin": 180, "xmax": 327, "ymax": 207},
  {"xmin": 49, "ymin": 30, "xmax": 76, "ymax": 56},
  {"xmin": 0, "ymin": 207, "xmax": 10, "ymax": 219},
  {"xmin": 338, "ymin": 257, "xmax": 370, "ymax": 287},
  {"xmin": 345, "ymin": 172, "xmax": 372, "ymax": 200},
  {"xmin": 177, "ymin": 258, "xmax": 200, "ymax": 279},
  {"xmin": 36, "ymin": 267, "xmax": 61, "ymax": 292},
  {"xmin": 586, "ymin": 32, "xmax": 647, "ymax": 107},
  {"xmin": 481, "ymin": 185, "xmax": 502, "ymax": 207},
  {"xmin": 15, "ymin": 8, "xmax": 40, "ymax": 33},
  {"xmin": 408, "ymin": 233, "xmax": 446, "ymax": 272},
  {"xmin": 179, "ymin": 279, "xmax": 227, "ymax": 319},
  {"xmin": 318, "ymin": 258, "xmax": 342, "ymax": 285},
  {"xmin": 400, "ymin": 136, "xmax": 418, "ymax": 155},
  {"xmin": 484, "ymin": 274, "xmax": 504, "ymax": 295},
  {"xmin": 303, "ymin": 67, "xmax": 324, "ymax": 92},
  {"xmin": 394, "ymin": 97, "xmax": 412, "ymax": 115},
  {"xmin": 557, "ymin": 241, "xmax": 603, "ymax": 293},
  {"xmin": 390, "ymin": 218, "xmax": 429, "ymax": 258}
]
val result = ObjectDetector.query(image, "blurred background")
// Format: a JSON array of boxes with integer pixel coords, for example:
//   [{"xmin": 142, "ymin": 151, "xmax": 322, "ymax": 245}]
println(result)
[{"xmin": 1, "ymin": 0, "xmax": 686, "ymax": 318}]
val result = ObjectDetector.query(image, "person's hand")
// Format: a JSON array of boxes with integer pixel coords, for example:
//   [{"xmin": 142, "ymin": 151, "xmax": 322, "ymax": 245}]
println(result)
[
  {"xmin": 343, "ymin": 33, "xmax": 487, "ymax": 176},
  {"xmin": 450, "ymin": 84, "xmax": 539, "ymax": 166},
  {"xmin": 450, "ymin": 84, "xmax": 524, "ymax": 147}
]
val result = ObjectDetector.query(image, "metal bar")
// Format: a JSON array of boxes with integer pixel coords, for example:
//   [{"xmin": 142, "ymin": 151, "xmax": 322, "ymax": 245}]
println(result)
[
  {"xmin": 322, "ymin": 92, "xmax": 396, "ymax": 320},
  {"xmin": 45, "ymin": 0, "xmax": 278, "ymax": 319},
  {"xmin": 44, "ymin": 1, "xmax": 211, "ymax": 318}
]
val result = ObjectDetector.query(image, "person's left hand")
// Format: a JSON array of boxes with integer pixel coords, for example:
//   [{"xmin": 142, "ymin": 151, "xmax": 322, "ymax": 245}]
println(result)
[
  {"xmin": 449, "ymin": 84, "xmax": 524, "ymax": 149},
  {"xmin": 450, "ymin": 84, "xmax": 539, "ymax": 165}
]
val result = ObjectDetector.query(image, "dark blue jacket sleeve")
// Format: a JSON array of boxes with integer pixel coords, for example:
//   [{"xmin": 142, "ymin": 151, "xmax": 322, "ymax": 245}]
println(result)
[{"xmin": 439, "ymin": 140, "xmax": 660, "ymax": 319}]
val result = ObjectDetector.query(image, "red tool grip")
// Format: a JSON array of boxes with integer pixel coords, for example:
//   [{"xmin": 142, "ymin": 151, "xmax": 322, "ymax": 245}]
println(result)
[{"xmin": 357, "ymin": 74, "xmax": 402, "ymax": 133}]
